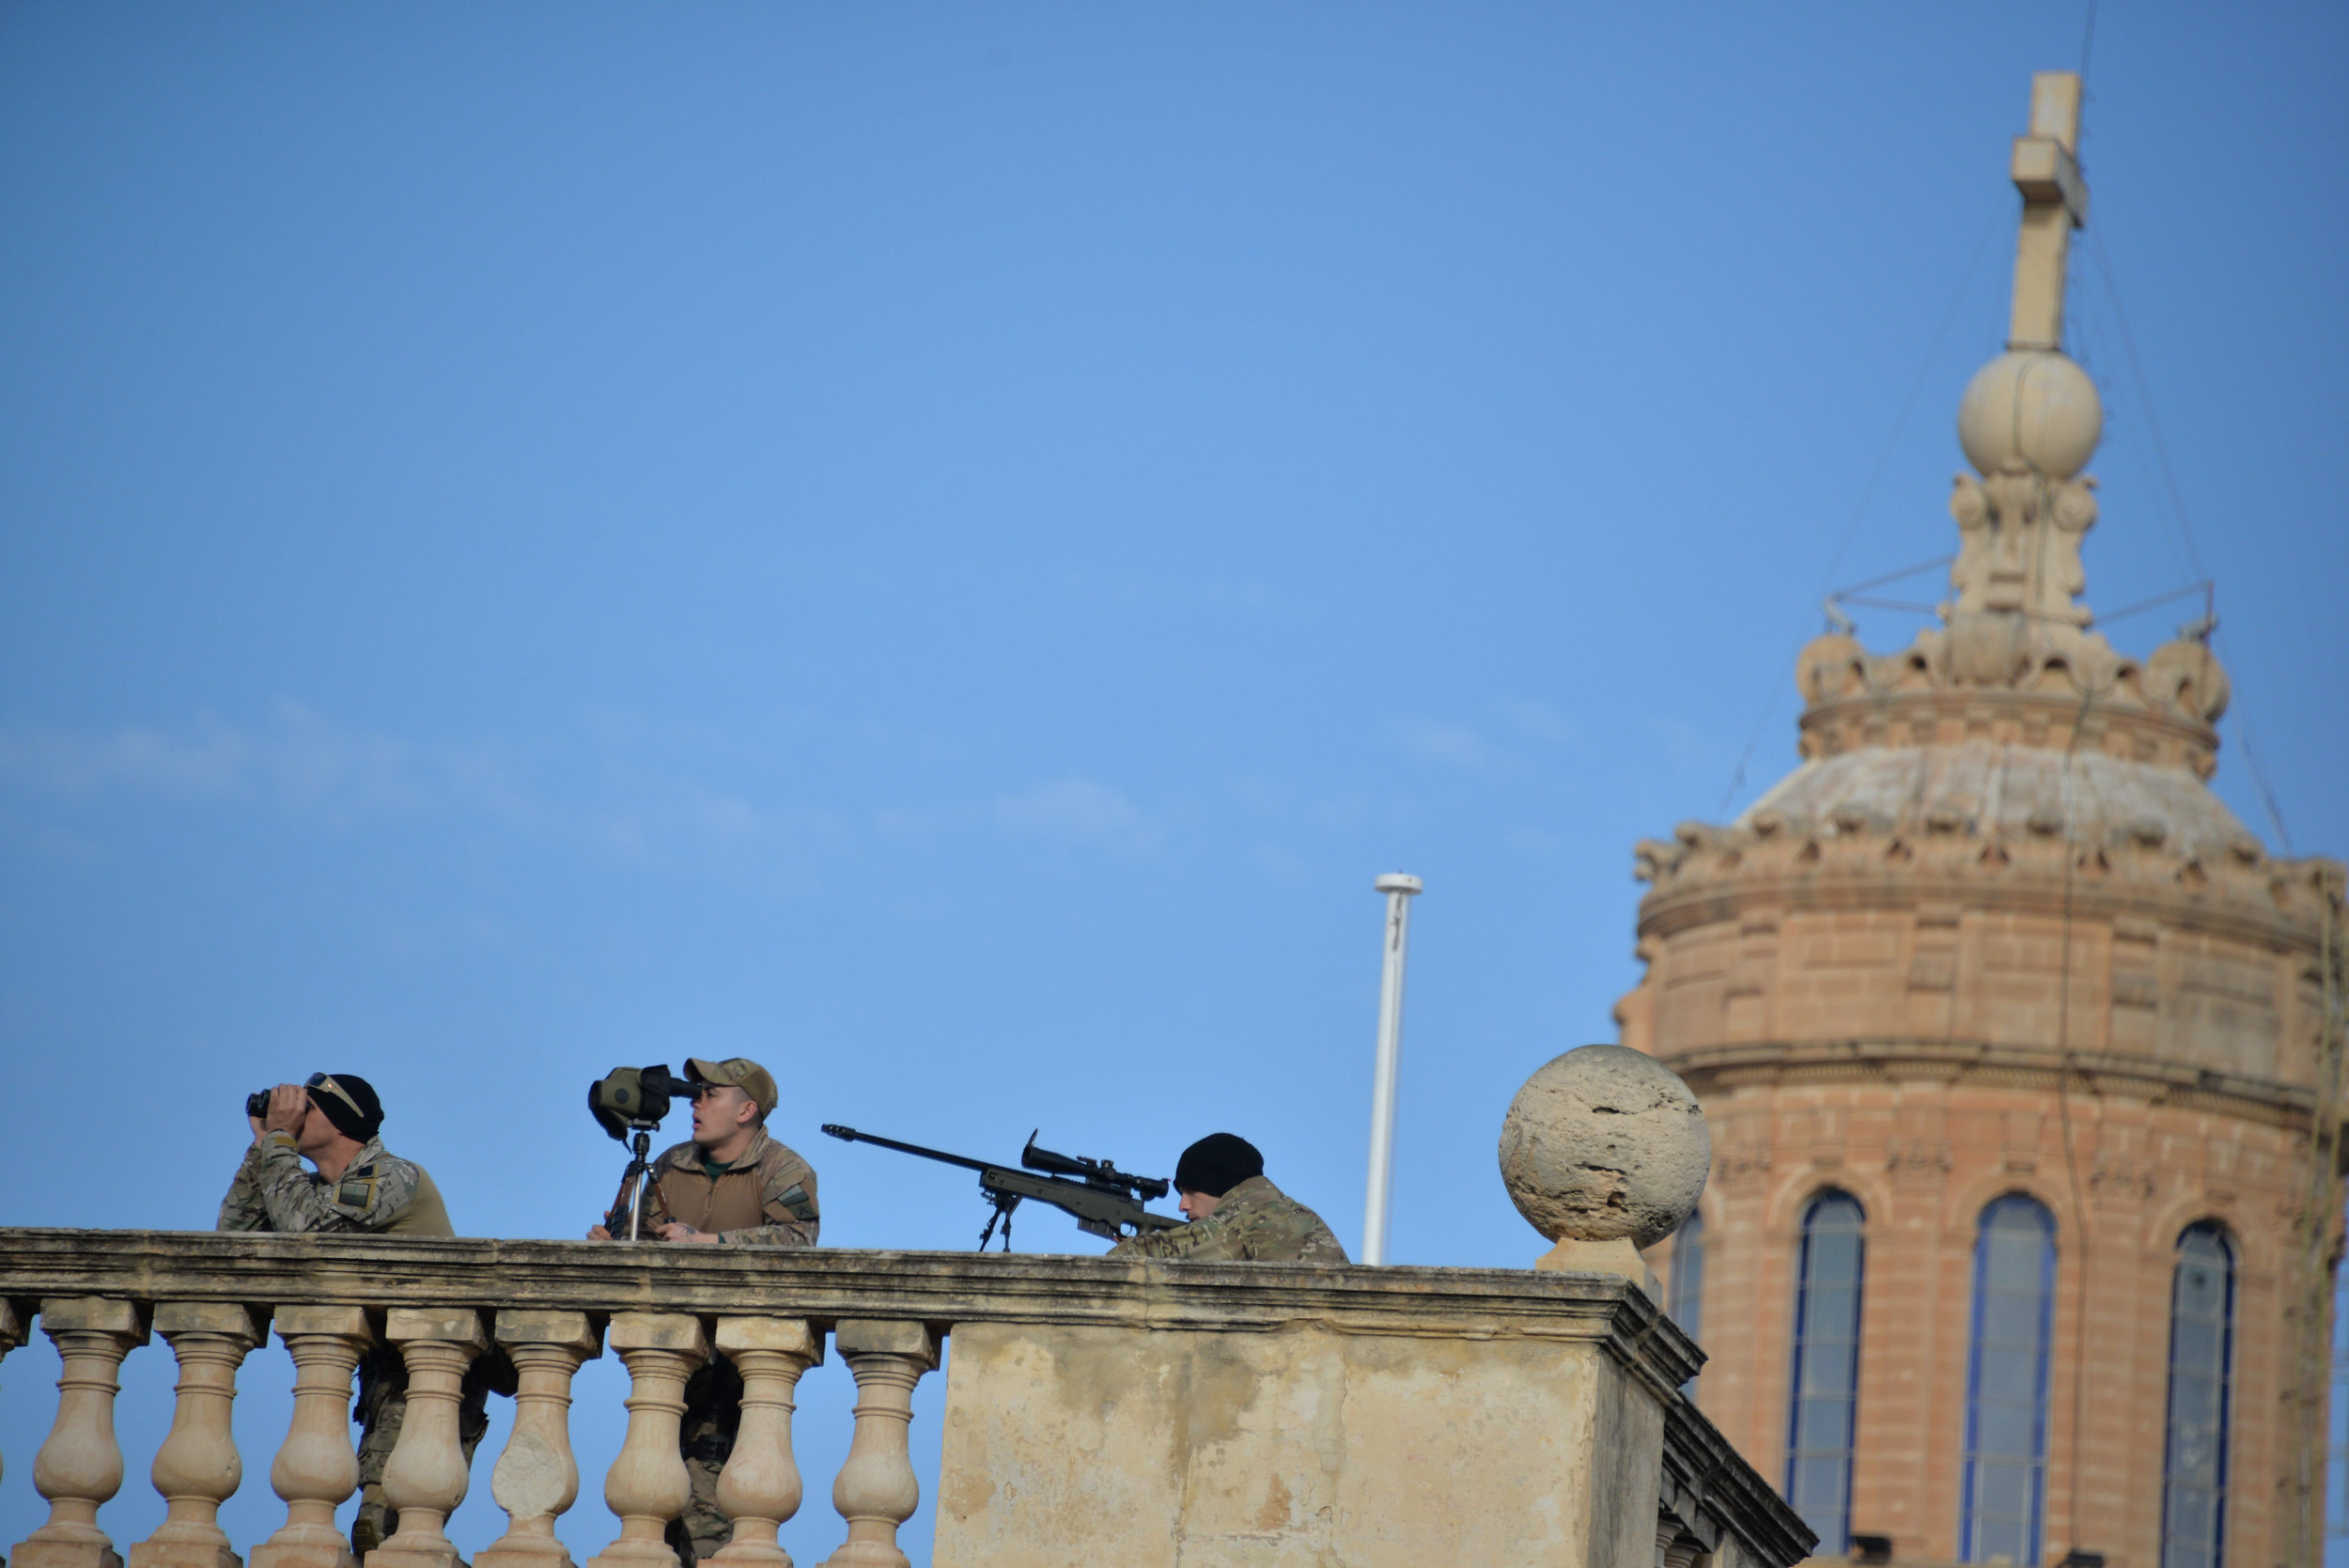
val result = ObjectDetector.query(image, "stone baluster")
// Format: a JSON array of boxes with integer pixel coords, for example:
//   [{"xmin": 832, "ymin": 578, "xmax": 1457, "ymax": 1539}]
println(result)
[
  {"xmin": 0, "ymin": 1299, "xmax": 26, "ymax": 1493},
  {"xmin": 14, "ymin": 1297, "xmax": 152, "ymax": 1568},
  {"xmin": 707, "ymin": 1319, "xmax": 821, "ymax": 1568},
  {"xmin": 476, "ymin": 1312, "xmax": 606, "ymax": 1568},
  {"xmin": 820, "ymin": 1322, "xmax": 937, "ymax": 1568},
  {"xmin": 251, "ymin": 1306, "xmax": 378, "ymax": 1568},
  {"xmin": 129, "ymin": 1304, "xmax": 270, "ymax": 1568},
  {"xmin": 583, "ymin": 1312, "xmax": 709, "ymax": 1568},
  {"xmin": 366, "ymin": 1310, "xmax": 489, "ymax": 1568}
]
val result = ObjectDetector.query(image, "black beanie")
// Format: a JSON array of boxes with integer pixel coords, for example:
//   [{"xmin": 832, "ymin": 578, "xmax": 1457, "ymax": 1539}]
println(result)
[
  {"xmin": 1174, "ymin": 1133, "xmax": 1263, "ymax": 1199},
  {"xmin": 308, "ymin": 1074, "xmax": 384, "ymax": 1142}
]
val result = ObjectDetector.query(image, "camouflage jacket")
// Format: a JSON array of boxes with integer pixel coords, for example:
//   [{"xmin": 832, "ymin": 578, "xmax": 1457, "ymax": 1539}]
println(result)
[
  {"xmin": 1109, "ymin": 1175, "xmax": 1349, "ymax": 1265},
  {"xmin": 609, "ymin": 1127, "xmax": 820, "ymax": 1247},
  {"xmin": 217, "ymin": 1132, "xmax": 435, "ymax": 1234}
]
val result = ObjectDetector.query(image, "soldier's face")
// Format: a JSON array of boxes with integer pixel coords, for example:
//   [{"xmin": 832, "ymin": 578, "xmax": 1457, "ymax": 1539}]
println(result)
[
  {"xmin": 691, "ymin": 1084, "xmax": 754, "ymax": 1145},
  {"xmin": 1178, "ymin": 1188, "xmax": 1222, "ymax": 1222},
  {"xmin": 291, "ymin": 1097, "xmax": 338, "ymax": 1155}
]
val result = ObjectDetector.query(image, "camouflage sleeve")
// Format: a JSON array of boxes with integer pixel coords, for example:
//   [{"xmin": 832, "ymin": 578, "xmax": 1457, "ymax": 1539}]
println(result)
[
  {"xmin": 217, "ymin": 1142, "xmax": 271, "ymax": 1232},
  {"xmin": 1109, "ymin": 1199, "xmax": 1349, "ymax": 1265},
  {"xmin": 1109, "ymin": 1212, "xmax": 1238, "ymax": 1262},
  {"xmin": 252, "ymin": 1137, "xmax": 418, "ymax": 1234},
  {"xmin": 717, "ymin": 1160, "xmax": 819, "ymax": 1248}
]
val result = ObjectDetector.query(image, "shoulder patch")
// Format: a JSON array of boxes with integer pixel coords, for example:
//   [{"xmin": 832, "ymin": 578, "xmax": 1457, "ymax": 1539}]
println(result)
[
  {"xmin": 777, "ymin": 1183, "xmax": 817, "ymax": 1222},
  {"xmin": 335, "ymin": 1174, "xmax": 380, "ymax": 1210}
]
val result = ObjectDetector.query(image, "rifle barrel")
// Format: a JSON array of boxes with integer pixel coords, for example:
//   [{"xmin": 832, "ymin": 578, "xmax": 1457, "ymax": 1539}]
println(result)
[{"xmin": 821, "ymin": 1124, "xmax": 994, "ymax": 1176}]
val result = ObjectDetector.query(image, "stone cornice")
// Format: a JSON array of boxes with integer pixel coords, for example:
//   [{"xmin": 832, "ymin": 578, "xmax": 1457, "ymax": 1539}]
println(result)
[
  {"xmin": 1634, "ymin": 847, "xmax": 2335, "ymax": 956},
  {"xmin": 1658, "ymin": 1037, "xmax": 2325, "ymax": 1128},
  {"xmin": 1661, "ymin": 1394, "xmax": 1817, "ymax": 1567},
  {"xmin": 0, "ymin": 1229, "xmax": 1703, "ymax": 1397},
  {"xmin": 1799, "ymin": 686, "xmax": 2218, "ymax": 775}
]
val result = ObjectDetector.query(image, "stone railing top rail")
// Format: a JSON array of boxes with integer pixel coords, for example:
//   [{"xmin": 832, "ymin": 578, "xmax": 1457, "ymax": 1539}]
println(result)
[{"xmin": 0, "ymin": 1227, "xmax": 1702, "ymax": 1391}]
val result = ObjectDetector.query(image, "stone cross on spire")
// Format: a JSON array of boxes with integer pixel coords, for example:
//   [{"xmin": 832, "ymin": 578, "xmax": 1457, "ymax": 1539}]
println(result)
[
  {"xmin": 1937, "ymin": 73, "xmax": 2106, "ymax": 683},
  {"xmin": 2005, "ymin": 71, "xmax": 2089, "ymax": 351}
]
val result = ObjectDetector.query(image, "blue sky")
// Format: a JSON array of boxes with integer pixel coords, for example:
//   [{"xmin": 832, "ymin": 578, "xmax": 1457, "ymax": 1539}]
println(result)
[{"xmin": 3, "ymin": 5, "xmax": 2343, "ymax": 1564}]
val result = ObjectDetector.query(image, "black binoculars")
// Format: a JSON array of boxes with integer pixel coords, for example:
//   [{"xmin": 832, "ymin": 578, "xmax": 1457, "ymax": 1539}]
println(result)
[{"xmin": 245, "ymin": 1073, "xmax": 332, "ymax": 1121}]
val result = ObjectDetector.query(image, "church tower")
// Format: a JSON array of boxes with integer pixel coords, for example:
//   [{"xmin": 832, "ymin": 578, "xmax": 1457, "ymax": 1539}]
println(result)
[{"xmin": 1616, "ymin": 72, "xmax": 2348, "ymax": 1568}]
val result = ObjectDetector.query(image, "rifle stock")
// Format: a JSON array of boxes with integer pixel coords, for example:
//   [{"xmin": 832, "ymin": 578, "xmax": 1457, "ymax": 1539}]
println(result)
[{"xmin": 979, "ymin": 1167, "xmax": 1184, "ymax": 1238}]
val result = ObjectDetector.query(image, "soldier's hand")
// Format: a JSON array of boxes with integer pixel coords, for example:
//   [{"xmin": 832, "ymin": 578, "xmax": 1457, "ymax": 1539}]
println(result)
[
  {"xmin": 262, "ymin": 1083, "xmax": 308, "ymax": 1136},
  {"xmin": 654, "ymin": 1222, "xmax": 721, "ymax": 1245},
  {"xmin": 586, "ymin": 1224, "xmax": 613, "ymax": 1240}
]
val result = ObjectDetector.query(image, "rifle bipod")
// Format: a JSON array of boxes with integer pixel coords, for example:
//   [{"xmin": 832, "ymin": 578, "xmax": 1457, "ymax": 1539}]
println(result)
[{"xmin": 977, "ymin": 1190, "xmax": 1019, "ymax": 1251}]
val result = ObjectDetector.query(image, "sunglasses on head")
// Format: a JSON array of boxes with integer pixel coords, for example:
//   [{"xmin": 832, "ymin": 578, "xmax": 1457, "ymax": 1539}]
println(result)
[{"xmin": 305, "ymin": 1073, "xmax": 366, "ymax": 1120}]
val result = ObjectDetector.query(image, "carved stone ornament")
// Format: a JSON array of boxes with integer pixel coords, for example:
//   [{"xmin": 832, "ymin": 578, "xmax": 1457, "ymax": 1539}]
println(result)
[{"xmin": 1499, "ymin": 1045, "xmax": 1710, "ymax": 1250}]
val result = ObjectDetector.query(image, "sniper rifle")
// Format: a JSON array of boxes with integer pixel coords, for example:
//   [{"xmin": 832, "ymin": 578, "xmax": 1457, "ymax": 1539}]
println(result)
[{"xmin": 821, "ymin": 1124, "xmax": 1184, "ymax": 1251}]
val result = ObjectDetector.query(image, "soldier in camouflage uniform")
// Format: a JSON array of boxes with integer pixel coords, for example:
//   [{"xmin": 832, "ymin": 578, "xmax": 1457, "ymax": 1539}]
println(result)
[
  {"xmin": 587, "ymin": 1057, "xmax": 820, "ymax": 1568},
  {"xmin": 1110, "ymin": 1132, "xmax": 1349, "ymax": 1265},
  {"xmin": 218, "ymin": 1074, "xmax": 508, "ymax": 1556}
]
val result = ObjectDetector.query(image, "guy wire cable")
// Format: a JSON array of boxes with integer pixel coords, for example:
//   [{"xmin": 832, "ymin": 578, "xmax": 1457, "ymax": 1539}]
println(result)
[
  {"xmin": 2084, "ymin": 226, "xmax": 2295, "ymax": 855},
  {"xmin": 2051, "ymin": 621, "xmax": 2103, "ymax": 1554},
  {"xmin": 1712, "ymin": 192, "xmax": 2009, "ymax": 821}
]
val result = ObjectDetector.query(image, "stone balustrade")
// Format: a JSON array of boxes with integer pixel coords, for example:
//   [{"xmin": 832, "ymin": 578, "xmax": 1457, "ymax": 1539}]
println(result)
[{"xmin": 0, "ymin": 1230, "xmax": 1812, "ymax": 1568}]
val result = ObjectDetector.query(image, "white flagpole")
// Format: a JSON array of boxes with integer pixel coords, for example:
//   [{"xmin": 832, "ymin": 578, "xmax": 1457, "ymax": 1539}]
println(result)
[{"xmin": 1361, "ymin": 872, "xmax": 1423, "ymax": 1265}]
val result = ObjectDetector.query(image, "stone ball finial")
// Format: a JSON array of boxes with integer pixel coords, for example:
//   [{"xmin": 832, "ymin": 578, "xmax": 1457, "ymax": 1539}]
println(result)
[
  {"xmin": 1957, "ymin": 349, "xmax": 2103, "ymax": 479},
  {"xmin": 2144, "ymin": 638, "xmax": 2232, "ymax": 722},
  {"xmin": 1499, "ymin": 1044, "xmax": 1710, "ymax": 1250},
  {"xmin": 1797, "ymin": 632, "xmax": 1868, "ymax": 706}
]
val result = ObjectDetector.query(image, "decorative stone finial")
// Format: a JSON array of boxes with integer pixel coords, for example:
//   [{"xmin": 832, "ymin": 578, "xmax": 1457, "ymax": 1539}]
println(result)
[
  {"xmin": 1781, "ymin": 70, "xmax": 2241, "ymax": 725},
  {"xmin": 1957, "ymin": 349, "xmax": 2102, "ymax": 480},
  {"xmin": 1499, "ymin": 1045, "xmax": 1710, "ymax": 1286}
]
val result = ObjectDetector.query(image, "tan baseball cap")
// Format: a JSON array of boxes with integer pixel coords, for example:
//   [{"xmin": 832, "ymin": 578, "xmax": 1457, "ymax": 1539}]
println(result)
[{"xmin": 684, "ymin": 1057, "xmax": 778, "ymax": 1118}]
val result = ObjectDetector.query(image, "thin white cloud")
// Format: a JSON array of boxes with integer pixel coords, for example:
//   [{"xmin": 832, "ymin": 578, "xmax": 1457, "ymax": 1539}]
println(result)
[
  {"xmin": 1496, "ymin": 698, "xmax": 1574, "ymax": 744},
  {"xmin": 1392, "ymin": 717, "xmax": 1494, "ymax": 771},
  {"xmin": 993, "ymin": 776, "xmax": 1165, "ymax": 857},
  {"xmin": 1641, "ymin": 714, "xmax": 1718, "ymax": 776},
  {"xmin": 0, "ymin": 708, "xmax": 1188, "ymax": 880},
  {"xmin": 1388, "ymin": 699, "xmax": 1579, "ymax": 776},
  {"xmin": 0, "ymin": 703, "xmax": 517, "ymax": 827},
  {"xmin": 0, "ymin": 718, "xmax": 250, "ymax": 798}
]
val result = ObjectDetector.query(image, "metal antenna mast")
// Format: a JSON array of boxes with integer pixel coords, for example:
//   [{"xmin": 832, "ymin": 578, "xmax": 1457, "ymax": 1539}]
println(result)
[{"xmin": 1361, "ymin": 872, "xmax": 1423, "ymax": 1265}]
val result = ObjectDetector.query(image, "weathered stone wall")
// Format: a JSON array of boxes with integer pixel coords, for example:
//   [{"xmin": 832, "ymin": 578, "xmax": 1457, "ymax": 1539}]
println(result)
[{"xmin": 936, "ymin": 1322, "xmax": 1661, "ymax": 1568}]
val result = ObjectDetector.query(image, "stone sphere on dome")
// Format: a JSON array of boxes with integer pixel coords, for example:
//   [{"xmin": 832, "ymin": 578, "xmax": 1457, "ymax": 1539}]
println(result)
[
  {"xmin": 1956, "ymin": 349, "xmax": 2103, "ymax": 478},
  {"xmin": 1498, "ymin": 1044, "xmax": 1710, "ymax": 1249}
]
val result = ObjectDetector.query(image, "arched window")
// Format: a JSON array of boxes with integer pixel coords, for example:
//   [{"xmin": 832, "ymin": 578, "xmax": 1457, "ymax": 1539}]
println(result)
[
  {"xmin": 1666, "ymin": 1210, "xmax": 1704, "ymax": 1397},
  {"xmin": 1962, "ymin": 1194, "xmax": 2058, "ymax": 1563},
  {"xmin": 1787, "ymin": 1190, "xmax": 1865, "ymax": 1555},
  {"xmin": 2162, "ymin": 1223, "xmax": 2235, "ymax": 1568}
]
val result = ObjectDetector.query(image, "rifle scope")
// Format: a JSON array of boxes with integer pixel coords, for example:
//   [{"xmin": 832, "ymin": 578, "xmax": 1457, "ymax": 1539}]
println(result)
[{"xmin": 1020, "ymin": 1135, "xmax": 1171, "ymax": 1201}]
